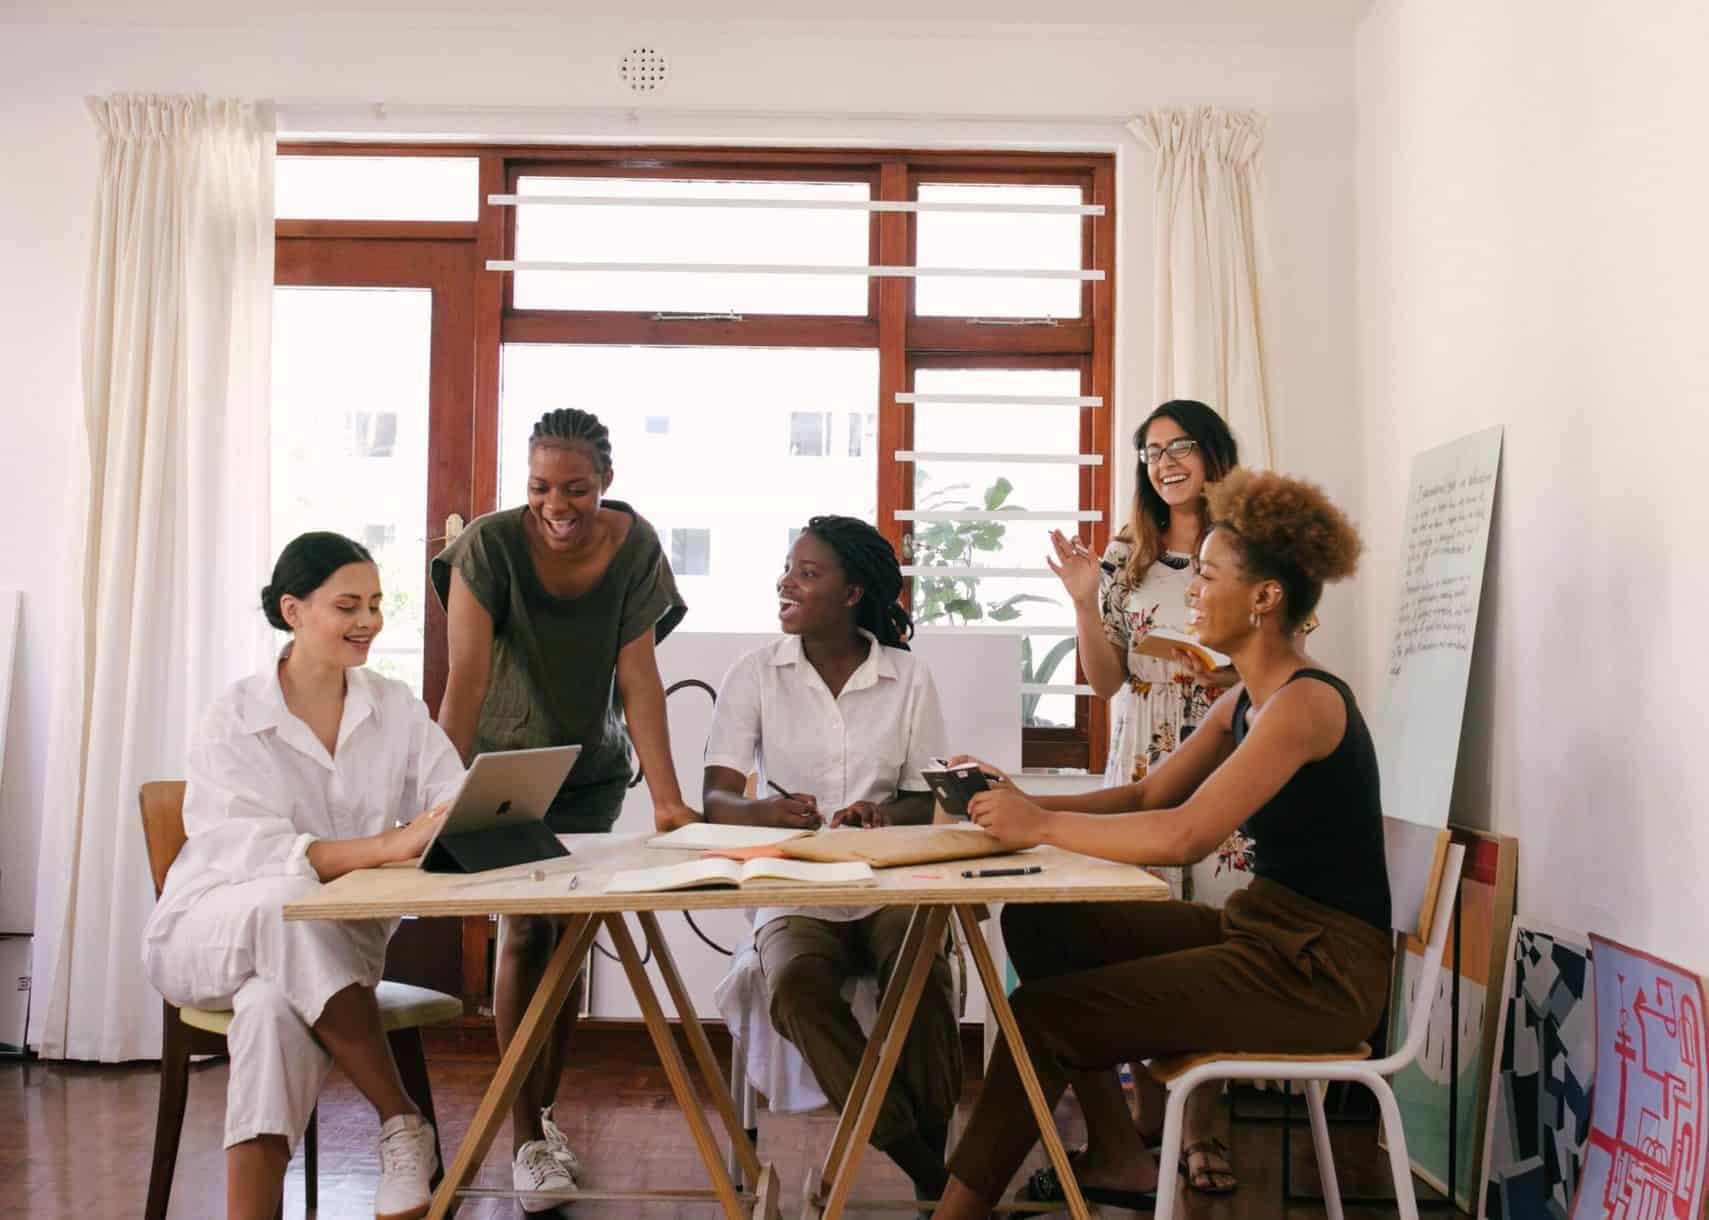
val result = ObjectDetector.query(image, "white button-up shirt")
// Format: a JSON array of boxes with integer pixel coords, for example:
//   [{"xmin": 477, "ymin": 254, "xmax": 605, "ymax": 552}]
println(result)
[
  {"xmin": 143, "ymin": 656, "xmax": 466, "ymax": 943},
  {"xmin": 703, "ymin": 631, "xmax": 947, "ymax": 930}
]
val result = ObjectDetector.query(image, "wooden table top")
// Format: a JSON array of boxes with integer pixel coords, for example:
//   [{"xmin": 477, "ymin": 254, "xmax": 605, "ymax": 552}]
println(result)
[{"xmin": 283, "ymin": 831, "xmax": 1170, "ymax": 920}]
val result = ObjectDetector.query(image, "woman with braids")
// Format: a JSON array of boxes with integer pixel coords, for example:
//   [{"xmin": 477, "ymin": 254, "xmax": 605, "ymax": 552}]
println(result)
[
  {"xmin": 432, "ymin": 407, "xmax": 695, "ymax": 1214},
  {"xmin": 934, "ymin": 471, "xmax": 1392, "ymax": 1217},
  {"xmin": 701, "ymin": 516, "xmax": 956, "ymax": 1204}
]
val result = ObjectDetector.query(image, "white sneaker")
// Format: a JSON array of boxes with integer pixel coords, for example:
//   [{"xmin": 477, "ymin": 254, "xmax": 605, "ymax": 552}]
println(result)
[
  {"xmin": 375, "ymin": 1113, "xmax": 438, "ymax": 1220},
  {"xmin": 540, "ymin": 1107, "xmax": 583, "ymax": 1178},
  {"xmin": 514, "ymin": 1138, "xmax": 577, "ymax": 1214}
]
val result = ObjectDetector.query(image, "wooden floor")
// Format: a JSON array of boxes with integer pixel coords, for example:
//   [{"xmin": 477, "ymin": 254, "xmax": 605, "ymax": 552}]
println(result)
[{"xmin": 0, "ymin": 1030, "xmax": 1442, "ymax": 1218}]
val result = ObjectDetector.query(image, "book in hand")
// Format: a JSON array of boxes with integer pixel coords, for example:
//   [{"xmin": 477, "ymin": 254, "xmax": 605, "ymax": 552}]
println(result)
[
  {"xmin": 604, "ymin": 856, "xmax": 877, "ymax": 895},
  {"xmin": 1134, "ymin": 626, "xmax": 1231, "ymax": 670},
  {"xmin": 920, "ymin": 762, "xmax": 994, "ymax": 821}
]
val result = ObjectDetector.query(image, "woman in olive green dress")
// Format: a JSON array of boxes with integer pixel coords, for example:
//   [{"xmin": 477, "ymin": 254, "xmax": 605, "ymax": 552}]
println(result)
[{"xmin": 433, "ymin": 407, "xmax": 697, "ymax": 1214}]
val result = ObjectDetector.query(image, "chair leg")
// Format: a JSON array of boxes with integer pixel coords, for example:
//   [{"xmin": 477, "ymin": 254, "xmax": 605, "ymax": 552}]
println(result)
[
  {"xmin": 1153, "ymin": 1080, "xmax": 1192, "ymax": 1220},
  {"xmin": 727, "ymin": 1029, "xmax": 760, "ymax": 1188},
  {"xmin": 1305, "ymin": 1081, "xmax": 1345, "ymax": 1220},
  {"xmin": 1369, "ymin": 1076, "xmax": 1421, "ymax": 1220},
  {"xmin": 388, "ymin": 1027, "xmax": 444, "ymax": 1184},
  {"xmin": 146, "ymin": 1007, "xmax": 193, "ymax": 1220},
  {"xmin": 304, "ymin": 1106, "xmax": 318, "ymax": 1213}
]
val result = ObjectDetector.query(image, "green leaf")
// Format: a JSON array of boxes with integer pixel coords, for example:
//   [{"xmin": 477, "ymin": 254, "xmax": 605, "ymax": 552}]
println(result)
[
  {"xmin": 1033, "ymin": 636, "xmax": 1078, "ymax": 685},
  {"xmin": 947, "ymin": 598, "xmax": 982, "ymax": 622},
  {"xmin": 983, "ymin": 477, "xmax": 1014, "ymax": 510}
]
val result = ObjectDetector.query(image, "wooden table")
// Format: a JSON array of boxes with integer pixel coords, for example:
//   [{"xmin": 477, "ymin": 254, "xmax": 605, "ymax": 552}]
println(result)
[{"xmin": 285, "ymin": 832, "xmax": 1168, "ymax": 1219}]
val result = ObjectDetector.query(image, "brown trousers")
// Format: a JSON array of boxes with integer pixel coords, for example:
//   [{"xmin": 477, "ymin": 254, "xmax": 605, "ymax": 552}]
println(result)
[
  {"xmin": 947, "ymin": 879, "xmax": 1393, "ymax": 1202},
  {"xmin": 756, "ymin": 908, "xmax": 962, "ymax": 1149}
]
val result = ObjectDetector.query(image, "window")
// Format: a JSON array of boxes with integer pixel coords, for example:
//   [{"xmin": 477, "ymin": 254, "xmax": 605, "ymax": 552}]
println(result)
[
  {"xmin": 668, "ymin": 528, "xmax": 713, "ymax": 577},
  {"xmin": 848, "ymin": 411, "xmax": 875, "ymax": 457},
  {"xmin": 363, "ymin": 523, "xmax": 398, "ymax": 552},
  {"xmin": 789, "ymin": 411, "xmax": 832, "ymax": 457},
  {"xmin": 274, "ymin": 146, "xmax": 1112, "ymax": 768},
  {"xmin": 345, "ymin": 410, "xmax": 399, "ymax": 458}
]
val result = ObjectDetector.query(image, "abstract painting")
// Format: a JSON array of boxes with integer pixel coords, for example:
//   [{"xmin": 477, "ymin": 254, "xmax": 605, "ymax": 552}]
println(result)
[
  {"xmin": 1386, "ymin": 827, "xmax": 1519, "ymax": 1210},
  {"xmin": 1568, "ymin": 936, "xmax": 1708, "ymax": 1220},
  {"xmin": 1478, "ymin": 921, "xmax": 1595, "ymax": 1220}
]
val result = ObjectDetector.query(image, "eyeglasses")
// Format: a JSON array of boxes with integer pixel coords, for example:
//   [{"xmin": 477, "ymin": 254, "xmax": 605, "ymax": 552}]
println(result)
[{"xmin": 1140, "ymin": 438, "xmax": 1198, "ymax": 465}]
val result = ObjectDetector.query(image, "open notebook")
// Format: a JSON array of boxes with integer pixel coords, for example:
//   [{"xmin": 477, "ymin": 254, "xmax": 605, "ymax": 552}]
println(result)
[
  {"xmin": 646, "ymin": 823, "xmax": 811, "ymax": 852},
  {"xmin": 604, "ymin": 856, "xmax": 876, "ymax": 895}
]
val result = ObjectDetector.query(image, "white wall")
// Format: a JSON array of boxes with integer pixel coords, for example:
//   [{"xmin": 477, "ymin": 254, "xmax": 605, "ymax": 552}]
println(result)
[
  {"xmin": 0, "ymin": 12, "xmax": 1360, "ymax": 940},
  {"xmin": 1354, "ymin": 1, "xmax": 1709, "ymax": 969}
]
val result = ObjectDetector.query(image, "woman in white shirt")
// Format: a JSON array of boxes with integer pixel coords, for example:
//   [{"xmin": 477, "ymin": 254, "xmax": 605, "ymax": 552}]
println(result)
[
  {"xmin": 142, "ymin": 532, "xmax": 465, "ymax": 1220},
  {"xmin": 701, "ymin": 516, "xmax": 955, "ymax": 1204}
]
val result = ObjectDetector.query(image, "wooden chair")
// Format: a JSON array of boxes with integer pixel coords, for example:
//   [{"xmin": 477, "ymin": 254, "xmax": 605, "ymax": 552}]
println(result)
[
  {"xmin": 1146, "ymin": 819, "xmax": 1467, "ymax": 1220},
  {"xmin": 140, "ymin": 780, "xmax": 464, "ymax": 1220}
]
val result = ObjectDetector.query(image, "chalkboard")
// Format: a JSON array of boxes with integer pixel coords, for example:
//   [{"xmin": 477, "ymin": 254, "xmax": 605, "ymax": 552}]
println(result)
[{"xmin": 1377, "ymin": 427, "xmax": 1503, "ymax": 827}]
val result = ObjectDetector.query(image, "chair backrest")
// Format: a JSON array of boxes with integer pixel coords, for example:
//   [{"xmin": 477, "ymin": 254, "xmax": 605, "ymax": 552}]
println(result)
[
  {"xmin": 138, "ymin": 781, "xmax": 189, "ymax": 899},
  {"xmin": 1384, "ymin": 833, "xmax": 1466, "ymax": 1072}
]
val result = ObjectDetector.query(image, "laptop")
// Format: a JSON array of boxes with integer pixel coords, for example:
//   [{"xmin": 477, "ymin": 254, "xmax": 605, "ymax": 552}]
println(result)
[{"xmin": 418, "ymin": 744, "xmax": 581, "ymax": 874}]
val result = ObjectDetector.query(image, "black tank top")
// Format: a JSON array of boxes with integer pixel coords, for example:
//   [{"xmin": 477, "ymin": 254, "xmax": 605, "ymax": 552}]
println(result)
[{"xmin": 1231, "ymin": 668, "xmax": 1391, "ymax": 930}]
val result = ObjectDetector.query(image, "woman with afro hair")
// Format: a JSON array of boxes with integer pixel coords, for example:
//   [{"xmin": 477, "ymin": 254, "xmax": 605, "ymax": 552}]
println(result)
[{"xmin": 932, "ymin": 470, "xmax": 1393, "ymax": 1217}]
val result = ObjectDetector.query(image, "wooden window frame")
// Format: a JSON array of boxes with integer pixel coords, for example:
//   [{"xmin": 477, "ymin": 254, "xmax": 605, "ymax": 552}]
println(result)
[{"xmin": 277, "ymin": 142, "xmax": 1114, "ymax": 772}]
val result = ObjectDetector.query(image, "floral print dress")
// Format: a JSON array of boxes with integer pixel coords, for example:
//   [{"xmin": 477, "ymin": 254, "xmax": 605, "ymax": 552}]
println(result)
[{"xmin": 1098, "ymin": 537, "xmax": 1236, "ymax": 899}]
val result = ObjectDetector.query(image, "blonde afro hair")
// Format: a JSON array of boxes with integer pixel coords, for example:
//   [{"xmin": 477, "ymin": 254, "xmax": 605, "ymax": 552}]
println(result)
[{"xmin": 1203, "ymin": 469, "xmax": 1362, "ymax": 626}]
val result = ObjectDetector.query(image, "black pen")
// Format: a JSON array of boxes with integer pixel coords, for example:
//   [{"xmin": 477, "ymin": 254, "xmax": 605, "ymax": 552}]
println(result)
[{"xmin": 961, "ymin": 866, "xmax": 1044, "ymax": 879}]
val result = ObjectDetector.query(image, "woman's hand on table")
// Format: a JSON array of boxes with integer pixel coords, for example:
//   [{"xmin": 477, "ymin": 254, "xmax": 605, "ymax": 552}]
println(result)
[
  {"xmin": 967, "ymin": 788, "xmax": 1051, "ymax": 849},
  {"xmin": 653, "ymin": 800, "xmax": 703, "ymax": 832},
  {"xmin": 764, "ymin": 793, "xmax": 823, "ymax": 829},
  {"xmin": 391, "ymin": 803, "xmax": 449, "ymax": 862},
  {"xmin": 829, "ymin": 800, "xmax": 885, "ymax": 828}
]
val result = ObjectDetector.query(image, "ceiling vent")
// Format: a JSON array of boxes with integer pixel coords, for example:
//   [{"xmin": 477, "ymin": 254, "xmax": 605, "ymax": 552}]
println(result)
[{"xmin": 620, "ymin": 47, "xmax": 668, "ymax": 94}]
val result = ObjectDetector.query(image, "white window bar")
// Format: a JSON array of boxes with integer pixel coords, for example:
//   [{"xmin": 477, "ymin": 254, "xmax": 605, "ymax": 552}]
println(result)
[
  {"xmin": 902, "ymin": 566, "xmax": 1053, "ymax": 579},
  {"xmin": 897, "ymin": 510, "xmax": 1102, "ymax": 522},
  {"xmin": 490, "ymin": 193, "xmax": 1103, "ymax": 216},
  {"xmin": 915, "ymin": 624, "xmax": 1076, "ymax": 636},
  {"xmin": 895, "ymin": 450, "xmax": 1104, "ymax": 466},
  {"xmin": 896, "ymin": 391, "xmax": 1104, "ymax": 407},
  {"xmin": 1021, "ymin": 683, "xmax": 1097, "ymax": 697},
  {"xmin": 487, "ymin": 260, "xmax": 1103, "ymax": 281}
]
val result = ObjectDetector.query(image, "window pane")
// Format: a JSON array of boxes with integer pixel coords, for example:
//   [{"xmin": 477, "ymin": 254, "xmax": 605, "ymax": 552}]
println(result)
[
  {"xmin": 914, "ymin": 184, "xmax": 1085, "ymax": 319},
  {"xmin": 512, "ymin": 177, "xmax": 870, "ymax": 315},
  {"xmin": 276, "ymin": 156, "xmax": 478, "ymax": 222},
  {"xmin": 909, "ymin": 366, "xmax": 1087, "ymax": 729},
  {"xmin": 669, "ymin": 527, "xmax": 712, "ymax": 576},
  {"xmin": 500, "ymin": 346, "xmax": 878, "ymax": 631},
  {"xmin": 788, "ymin": 411, "xmax": 831, "ymax": 457},
  {"xmin": 271, "ymin": 287, "xmax": 432, "ymax": 693}
]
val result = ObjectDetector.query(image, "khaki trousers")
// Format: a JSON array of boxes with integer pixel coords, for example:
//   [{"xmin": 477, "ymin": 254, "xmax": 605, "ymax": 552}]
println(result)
[
  {"xmin": 756, "ymin": 908, "xmax": 962, "ymax": 1149},
  {"xmin": 947, "ymin": 879, "xmax": 1393, "ymax": 1202}
]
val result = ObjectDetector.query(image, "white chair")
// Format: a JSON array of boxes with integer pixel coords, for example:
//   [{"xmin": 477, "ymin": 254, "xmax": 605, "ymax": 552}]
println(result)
[
  {"xmin": 720, "ymin": 913, "xmax": 966, "ymax": 1185},
  {"xmin": 1148, "ymin": 819, "xmax": 1466, "ymax": 1220}
]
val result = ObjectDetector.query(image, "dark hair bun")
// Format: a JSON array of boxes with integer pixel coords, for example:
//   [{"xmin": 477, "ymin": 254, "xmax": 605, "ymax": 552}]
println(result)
[
  {"xmin": 259, "ymin": 583, "xmax": 289, "ymax": 632},
  {"xmin": 262, "ymin": 532, "xmax": 375, "ymax": 633}
]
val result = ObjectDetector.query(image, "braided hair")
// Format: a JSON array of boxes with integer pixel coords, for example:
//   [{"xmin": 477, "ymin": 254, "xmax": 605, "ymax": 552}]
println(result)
[
  {"xmin": 529, "ymin": 407, "xmax": 613, "ymax": 473},
  {"xmin": 801, "ymin": 515, "xmax": 913, "ymax": 651}
]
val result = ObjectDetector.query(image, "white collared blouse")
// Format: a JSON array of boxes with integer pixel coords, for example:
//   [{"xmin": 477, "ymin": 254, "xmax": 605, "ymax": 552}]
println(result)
[
  {"xmin": 143, "ymin": 656, "xmax": 466, "ymax": 941},
  {"xmin": 704, "ymin": 630, "xmax": 947, "ymax": 930}
]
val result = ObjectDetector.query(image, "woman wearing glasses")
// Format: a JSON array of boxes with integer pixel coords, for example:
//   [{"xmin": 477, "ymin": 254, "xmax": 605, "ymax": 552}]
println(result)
[{"xmin": 1041, "ymin": 398, "xmax": 1243, "ymax": 1197}]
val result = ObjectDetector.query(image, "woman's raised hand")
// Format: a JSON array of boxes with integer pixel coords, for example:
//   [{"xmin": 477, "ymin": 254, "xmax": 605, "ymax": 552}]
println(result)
[{"xmin": 1045, "ymin": 529, "xmax": 1103, "ymax": 608}]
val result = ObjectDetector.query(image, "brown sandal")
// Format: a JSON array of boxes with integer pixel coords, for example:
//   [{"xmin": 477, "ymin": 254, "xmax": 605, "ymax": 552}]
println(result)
[{"xmin": 1180, "ymin": 1137, "xmax": 1238, "ymax": 1195}]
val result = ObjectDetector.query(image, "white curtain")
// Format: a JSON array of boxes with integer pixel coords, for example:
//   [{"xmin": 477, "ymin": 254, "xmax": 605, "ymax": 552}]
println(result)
[
  {"xmin": 30, "ymin": 95, "xmax": 276, "ymax": 1061},
  {"xmin": 1131, "ymin": 107, "xmax": 1277, "ymax": 467}
]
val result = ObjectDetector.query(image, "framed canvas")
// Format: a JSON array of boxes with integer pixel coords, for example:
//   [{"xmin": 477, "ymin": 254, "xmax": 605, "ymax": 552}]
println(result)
[
  {"xmin": 1385, "ymin": 826, "xmax": 1519, "ymax": 1209},
  {"xmin": 1478, "ymin": 920, "xmax": 1595, "ymax": 1220},
  {"xmin": 1568, "ymin": 935, "xmax": 1708, "ymax": 1220}
]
